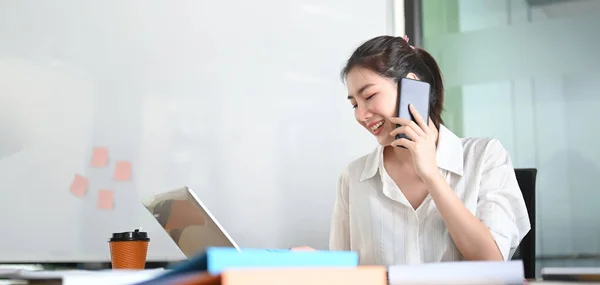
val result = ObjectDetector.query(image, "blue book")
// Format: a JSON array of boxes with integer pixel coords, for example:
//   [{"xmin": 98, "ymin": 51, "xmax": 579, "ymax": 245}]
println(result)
[
  {"xmin": 136, "ymin": 247, "xmax": 358, "ymax": 284},
  {"xmin": 203, "ymin": 247, "xmax": 358, "ymax": 274}
]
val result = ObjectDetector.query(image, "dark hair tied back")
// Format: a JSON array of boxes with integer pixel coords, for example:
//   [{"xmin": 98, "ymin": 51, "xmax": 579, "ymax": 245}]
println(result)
[{"xmin": 340, "ymin": 35, "xmax": 445, "ymax": 128}]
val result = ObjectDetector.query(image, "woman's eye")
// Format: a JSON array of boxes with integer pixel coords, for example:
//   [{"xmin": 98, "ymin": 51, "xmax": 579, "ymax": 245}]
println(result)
[
  {"xmin": 366, "ymin": 93, "xmax": 377, "ymax": 100},
  {"xmin": 352, "ymin": 104, "xmax": 357, "ymax": 109}
]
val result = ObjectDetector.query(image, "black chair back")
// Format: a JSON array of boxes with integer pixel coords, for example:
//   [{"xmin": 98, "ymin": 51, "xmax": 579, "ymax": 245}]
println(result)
[{"xmin": 512, "ymin": 168, "xmax": 537, "ymax": 279}]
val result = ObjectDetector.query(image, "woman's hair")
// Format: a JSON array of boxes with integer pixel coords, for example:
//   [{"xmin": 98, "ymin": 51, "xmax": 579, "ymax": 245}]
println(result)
[{"xmin": 340, "ymin": 35, "xmax": 445, "ymax": 128}]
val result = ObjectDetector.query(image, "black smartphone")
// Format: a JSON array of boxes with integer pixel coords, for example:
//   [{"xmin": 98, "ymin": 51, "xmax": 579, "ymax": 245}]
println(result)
[{"xmin": 395, "ymin": 77, "xmax": 431, "ymax": 141}]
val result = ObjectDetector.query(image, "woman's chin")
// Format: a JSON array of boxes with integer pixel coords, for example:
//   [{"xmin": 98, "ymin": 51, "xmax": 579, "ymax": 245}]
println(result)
[{"xmin": 376, "ymin": 136, "xmax": 393, "ymax": 146}]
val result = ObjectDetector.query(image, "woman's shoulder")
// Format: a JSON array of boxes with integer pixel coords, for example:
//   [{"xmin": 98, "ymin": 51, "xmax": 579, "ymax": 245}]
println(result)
[
  {"xmin": 438, "ymin": 125, "xmax": 510, "ymax": 167},
  {"xmin": 338, "ymin": 145, "xmax": 382, "ymax": 182},
  {"xmin": 460, "ymin": 136, "xmax": 509, "ymax": 156},
  {"xmin": 460, "ymin": 136, "xmax": 512, "ymax": 169}
]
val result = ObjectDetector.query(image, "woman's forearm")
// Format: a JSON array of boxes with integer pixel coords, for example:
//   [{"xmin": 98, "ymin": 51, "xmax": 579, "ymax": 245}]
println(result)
[{"xmin": 424, "ymin": 172, "xmax": 503, "ymax": 261}]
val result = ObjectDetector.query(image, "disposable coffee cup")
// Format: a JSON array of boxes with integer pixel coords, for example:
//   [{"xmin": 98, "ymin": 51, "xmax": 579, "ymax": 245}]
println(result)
[{"xmin": 109, "ymin": 229, "xmax": 150, "ymax": 269}]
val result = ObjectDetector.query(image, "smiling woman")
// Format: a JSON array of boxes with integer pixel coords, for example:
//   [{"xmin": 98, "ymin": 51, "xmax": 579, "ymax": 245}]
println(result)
[{"xmin": 315, "ymin": 35, "xmax": 532, "ymax": 265}]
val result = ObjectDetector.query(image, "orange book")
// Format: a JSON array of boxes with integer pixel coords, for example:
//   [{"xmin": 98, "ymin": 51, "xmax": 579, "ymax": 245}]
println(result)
[
  {"xmin": 171, "ymin": 273, "xmax": 221, "ymax": 285},
  {"xmin": 220, "ymin": 266, "xmax": 387, "ymax": 285}
]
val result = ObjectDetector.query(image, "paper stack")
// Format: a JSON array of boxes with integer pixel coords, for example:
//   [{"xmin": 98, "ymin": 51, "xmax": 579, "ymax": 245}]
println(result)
[
  {"xmin": 0, "ymin": 268, "xmax": 165, "ymax": 285},
  {"xmin": 388, "ymin": 260, "xmax": 525, "ymax": 285}
]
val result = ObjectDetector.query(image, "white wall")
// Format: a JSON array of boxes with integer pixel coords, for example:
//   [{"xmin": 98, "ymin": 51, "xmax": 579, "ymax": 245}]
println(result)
[{"xmin": 0, "ymin": 0, "xmax": 391, "ymax": 262}]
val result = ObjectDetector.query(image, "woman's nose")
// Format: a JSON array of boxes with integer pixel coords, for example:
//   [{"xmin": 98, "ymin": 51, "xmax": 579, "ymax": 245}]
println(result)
[{"xmin": 355, "ymin": 105, "xmax": 373, "ymax": 122}]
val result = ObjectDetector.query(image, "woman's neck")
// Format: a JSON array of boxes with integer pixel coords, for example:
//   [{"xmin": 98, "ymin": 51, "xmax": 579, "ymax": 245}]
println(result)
[{"xmin": 383, "ymin": 145, "xmax": 413, "ymax": 166}]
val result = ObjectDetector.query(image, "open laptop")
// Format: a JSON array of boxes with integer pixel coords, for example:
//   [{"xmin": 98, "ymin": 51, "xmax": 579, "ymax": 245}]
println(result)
[{"xmin": 141, "ymin": 186, "xmax": 241, "ymax": 258}]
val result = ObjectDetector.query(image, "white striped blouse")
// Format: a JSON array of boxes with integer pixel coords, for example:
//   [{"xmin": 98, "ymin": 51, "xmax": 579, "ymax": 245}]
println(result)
[{"xmin": 328, "ymin": 125, "xmax": 531, "ymax": 265}]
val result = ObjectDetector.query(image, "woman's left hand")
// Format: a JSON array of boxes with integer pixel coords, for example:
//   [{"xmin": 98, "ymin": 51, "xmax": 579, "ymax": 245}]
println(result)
[{"xmin": 389, "ymin": 104, "xmax": 440, "ymax": 181}]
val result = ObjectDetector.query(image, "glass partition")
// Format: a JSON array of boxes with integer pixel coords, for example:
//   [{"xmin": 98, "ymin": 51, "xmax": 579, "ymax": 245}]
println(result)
[{"xmin": 421, "ymin": 0, "xmax": 600, "ymax": 273}]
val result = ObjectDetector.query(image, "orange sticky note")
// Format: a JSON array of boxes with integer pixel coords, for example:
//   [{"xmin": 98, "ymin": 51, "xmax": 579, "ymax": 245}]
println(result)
[
  {"xmin": 113, "ymin": 160, "xmax": 132, "ymax": 181},
  {"xmin": 97, "ymin": 189, "xmax": 114, "ymax": 210},
  {"xmin": 91, "ymin": 147, "xmax": 109, "ymax": 167},
  {"xmin": 69, "ymin": 174, "xmax": 88, "ymax": 197}
]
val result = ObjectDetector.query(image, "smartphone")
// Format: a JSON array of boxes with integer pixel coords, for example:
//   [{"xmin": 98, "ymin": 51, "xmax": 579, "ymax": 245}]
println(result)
[{"xmin": 395, "ymin": 77, "xmax": 431, "ymax": 141}]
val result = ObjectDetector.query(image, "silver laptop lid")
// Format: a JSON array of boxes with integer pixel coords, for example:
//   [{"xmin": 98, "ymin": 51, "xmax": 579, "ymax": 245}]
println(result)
[{"xmin": 141, "ymin": 186, "xmax": 240, "ymax": 258}]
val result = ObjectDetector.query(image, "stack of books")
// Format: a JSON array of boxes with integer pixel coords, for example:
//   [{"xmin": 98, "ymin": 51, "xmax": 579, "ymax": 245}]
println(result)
[{"xmin": 133, "ymin": 247, "xmax": 525, "ymax": 285}]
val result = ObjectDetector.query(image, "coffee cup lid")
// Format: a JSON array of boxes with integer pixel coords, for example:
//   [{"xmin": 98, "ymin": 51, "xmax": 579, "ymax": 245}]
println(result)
[{"xmin": 109, "ymin": 229, "xmax": 150, "ymax": 242}]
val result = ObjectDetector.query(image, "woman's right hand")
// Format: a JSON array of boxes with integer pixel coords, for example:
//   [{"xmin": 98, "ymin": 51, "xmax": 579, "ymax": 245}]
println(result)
[{"xmin": 289, "ymin": 246, "xmax": 316, "ymax": 251}]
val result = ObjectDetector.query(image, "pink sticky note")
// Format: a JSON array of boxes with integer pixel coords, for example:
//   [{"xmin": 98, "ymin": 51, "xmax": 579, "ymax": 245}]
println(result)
[
  {"xmin": 97, "ymin": 189, "xmax": 114, "ymax": 210},
  {"xmin": 113, "ymin": 160, "xmax": 132, "ymax": 181},
  {"xmin": 69, "ymin": 174, "xmax": 88, "ymax": 198},
  {"xmin": 91, "ymin": 147, "xmax": 109, "ymax": 167}
]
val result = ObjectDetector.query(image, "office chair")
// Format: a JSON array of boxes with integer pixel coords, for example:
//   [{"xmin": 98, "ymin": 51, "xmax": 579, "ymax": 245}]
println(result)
[{"xmin": 511, "ymin": 168, "xmax": 537, "ymax": 279}]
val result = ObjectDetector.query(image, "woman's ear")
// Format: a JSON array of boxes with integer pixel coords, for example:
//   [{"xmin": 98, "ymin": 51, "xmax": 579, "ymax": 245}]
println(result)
[{"xmin": 406, "ymin": 72, "xmax": 419, "ymax": 80}]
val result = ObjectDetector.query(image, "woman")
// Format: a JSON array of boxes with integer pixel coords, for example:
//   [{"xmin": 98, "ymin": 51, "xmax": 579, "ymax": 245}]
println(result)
[{"xmin": 296, "ymin": 35, "xmax": 531, "ymax": 265}]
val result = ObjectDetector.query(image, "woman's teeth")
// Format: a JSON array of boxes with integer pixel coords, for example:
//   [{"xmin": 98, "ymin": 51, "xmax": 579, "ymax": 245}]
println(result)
[{"xmin": 371, "ymin": 121, "xmax": 383, "ymax": 132}]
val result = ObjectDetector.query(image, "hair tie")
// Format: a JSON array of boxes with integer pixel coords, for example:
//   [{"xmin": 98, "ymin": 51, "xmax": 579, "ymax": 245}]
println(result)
[{"xmin": 403, "ymin": 35, "xmax": 414, "ymax": 50}]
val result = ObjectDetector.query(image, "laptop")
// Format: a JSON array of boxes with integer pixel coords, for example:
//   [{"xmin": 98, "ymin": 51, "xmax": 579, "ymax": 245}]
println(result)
[{"xmin": 141, "ymin": 186, "xmax": 241, "ymax": 258}]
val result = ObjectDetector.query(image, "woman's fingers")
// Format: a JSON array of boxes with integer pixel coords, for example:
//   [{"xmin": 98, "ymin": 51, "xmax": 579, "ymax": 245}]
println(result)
[
  {"xmin": 409, "ymin": 104, "xmax": 429, "ymax": 134},
  {"xmin": 391, "ymin": 137, "xmax": 415, "ymax": 150},
  {"xmin": 388, "ymin": 117, "xmax": 425, "ymax": 137},
  {"xmin": 389, "ymin": 124, "xmax": 420, "ymax": 142},
  {"xmin": 290, "ymin": 246, "xmax": 316, "ymax": 251}
]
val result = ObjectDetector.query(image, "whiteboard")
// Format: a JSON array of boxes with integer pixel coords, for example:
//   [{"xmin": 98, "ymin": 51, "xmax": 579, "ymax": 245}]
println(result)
[{"xmin": 0, "ymin": 0, "xmax": 390, "ymax": 262}]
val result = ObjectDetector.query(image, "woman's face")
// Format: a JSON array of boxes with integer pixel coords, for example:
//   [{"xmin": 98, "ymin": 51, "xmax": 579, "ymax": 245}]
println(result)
[{"xmin": 346, "ymin": 67, "xmax": 413, "ymax": 146}]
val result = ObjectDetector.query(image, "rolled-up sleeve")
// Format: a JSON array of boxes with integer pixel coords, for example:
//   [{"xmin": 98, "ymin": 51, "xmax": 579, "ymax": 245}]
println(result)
[
  {"xmin": 476, "ymin": 139, "xmax": 531, "ymax": 261},
  {"xmin": 329, "ymin": 169, "xmax": 351, "ymax": 251}
]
